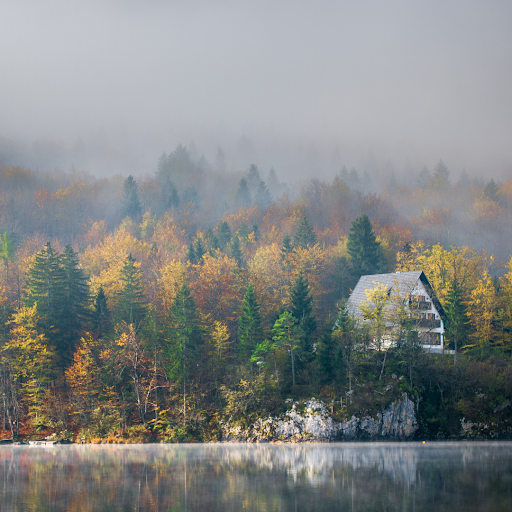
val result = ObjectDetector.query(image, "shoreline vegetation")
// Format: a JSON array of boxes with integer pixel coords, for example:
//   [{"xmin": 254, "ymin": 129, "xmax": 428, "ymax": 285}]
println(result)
[{"xmin": 0, "ymin": 150, "xmax": 511, "ymax": 444}]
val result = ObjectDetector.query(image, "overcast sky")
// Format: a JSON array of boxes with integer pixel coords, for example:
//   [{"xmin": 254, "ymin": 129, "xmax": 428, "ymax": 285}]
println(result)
[{"xmin": 1, "ymin": 0, "xmax": 511, "ymax": 180}]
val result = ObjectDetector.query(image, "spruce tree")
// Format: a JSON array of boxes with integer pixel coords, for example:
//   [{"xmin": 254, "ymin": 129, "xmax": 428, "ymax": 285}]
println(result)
[
  {"xmin": 121, "ymin": 175, "xmax": 142, "ymax": 220},
  {"xmin": 93, "ymin": 286, "xmax": 111, "ymax": 338},
  {"xmin": 235, "ymin": 178, "xmax": 251, "ymax": 209},
  {"xmin": 294, "ymin": 216, "xmax": 317, "ymax": 248},
  {"xmin": 255, "ymin": 181, "xmax": 272, "ymax": 209},
  {"xmin": 187, "ymin": 243, "xmax": 197, "ymax": 264},
  {"xmin": 217, "ymin": 221, "xmax": 231, "ymax": 250},
  {"xmin": 290, "ymin": 272, "xmax": 317, "ymax": 354},
  {"xmin": 166, "ymin": 283, "xmax": 202, "ymax": 424},
  {"xmin": 61, "ymin": 244, "xmax": 90, "ymax": 346},
  {"xmin": 194, "ymin": 236, "xmax": 206, "ymax": 262},
  {"xmin": 445, "ymin": 279, "xmax": 469, "ymax": 363},
  {"xmin": 115, "ymin": 254, "xmax": 146, "ymax": 325},
  {"xmin": 238, "ymin": 283, "xmax": 264, "ymax": 363},
  {"xmin": 281, "ymin": 234, "xmax": 293, "ymax": 259},
  {"xmin": 229, "ymin": 234, "xmax": 243, "ymax": 267},
  {"xmin": 26, "ymin": 242, "xmax": 67, "ymax": 355},
  {"xmin": 346, "ymin": 214, "xmax": 384, "ymax": 278}
]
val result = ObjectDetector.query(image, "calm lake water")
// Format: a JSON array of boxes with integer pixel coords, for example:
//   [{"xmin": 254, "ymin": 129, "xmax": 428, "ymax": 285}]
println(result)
[{"xmin": 0, "ymin": 442, "xmax": 511, "ymax": 511}]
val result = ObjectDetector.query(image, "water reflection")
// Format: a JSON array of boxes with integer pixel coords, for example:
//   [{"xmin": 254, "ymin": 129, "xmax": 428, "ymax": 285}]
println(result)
[{"xmin": 0, "ymin": 442, "xmax": 511, "ymax": 511}]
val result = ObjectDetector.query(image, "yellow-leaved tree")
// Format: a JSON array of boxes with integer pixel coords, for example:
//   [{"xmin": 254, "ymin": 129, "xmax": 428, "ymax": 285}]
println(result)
[{"xmin": 2, "ymin": 305, "xmax": 56, "ymax": 430}]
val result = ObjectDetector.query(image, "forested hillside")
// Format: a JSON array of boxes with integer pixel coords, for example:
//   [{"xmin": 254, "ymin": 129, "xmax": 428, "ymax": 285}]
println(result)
[{"xmin": 0, "ymin": 145, "xmax": 511, "ymax": 442}]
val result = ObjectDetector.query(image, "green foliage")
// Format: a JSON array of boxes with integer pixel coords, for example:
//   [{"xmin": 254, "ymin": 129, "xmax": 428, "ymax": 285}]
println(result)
[
  {"xmin": 217, "ymin": 221, "xmax": 231, "ymax": 249},
  {"xmin": 115, "ymin": 254, "xmax": 146, "ymax": 325},
  {"xmin": 93, "ymin": 286, "xmax": 111, "ymax": 337},
  {"xmin": 229, "ymin": 234, "xmax": 243, "ymax": 267},
  {"xmin": 121, "ymin": 175, "xmax": 142, "ymax": 220},
  {"xmin": 290, "ymin": 272, "xmax": 316, "ymax": 354},
  {"xmin": 26, "ymin": 242, "xmax": 90, "ymax": 361},
  {"xmin": 294, "ymin": 216, "xmax": 317, "ymax": 249},
  {"xmin": 237, "ymin": 283, "xmax": 264, "ymax": 363},
  {"xmin": 347, "ymin": 214, "xmax": 384, "ymax": 278}
]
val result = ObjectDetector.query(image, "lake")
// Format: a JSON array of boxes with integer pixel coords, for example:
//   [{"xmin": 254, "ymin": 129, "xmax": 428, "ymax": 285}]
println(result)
[{"xmin": 0, "ymin": 442, "xmax": 511, "ymax": 511}]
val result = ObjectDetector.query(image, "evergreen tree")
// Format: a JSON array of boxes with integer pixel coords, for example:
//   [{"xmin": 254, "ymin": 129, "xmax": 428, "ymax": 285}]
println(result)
[
  {"xmin": 271, "ymin": 311, "xmax": 303, "ymax": 390},
  {"xmin": 229, "ymin": 234, "xmax": 244, "ymax": 267},
  {"xmin": 235, "ymin": 177, "xmax": 251, "ymax": 209},
  {"xmin": 484, "ymin": 179, "xmax": 500, "ymax": 203},
  {"xmin": 115, "ymin": 254, "xmax": 146, "ymax": 325},
  {"xmin": 166, "ymin": 283, "xmax": 202, "ymax": 424},
  {"xmin": 290, "ymin": 272, "xmax": 317, "ymax": 354},
  {"xmin": 167, "ymin": 185, "xmax": 180, "ymax": 209},
  {"xmin": 445, "ymin": 279, "xmax": 470, "ymax": 363},
  {"xmin": 432, "ymin": 159, "xmax": 450, "ymax": 188},
  {"xmin": 26, "ymin": 242, "xmax": 67, "ymax": 356},
  {"xmin": 217, "ymin": 221, "xmax": 231, "ymax": 250},
  {"xmin": 187, "ymin": 243, "xmax": 197, "ymax": 264},
  {"xmin": 93, "ymin": 286, "xmax": 111, "ymax": 338},
  {"xmin": 346, "ymin": 214, "xmax": 384, "ymax": 278},
  {"xmin": 194, "ymin": 236, "xmax": 206, "ymax": 262},
  {"xmin": 252, "ymin": 223, "xmax": 260, "ymax": 242},
  {"xmin": 238, "ymin": 283, "xmax": 264, "ymax": 363},
  {"xmin": 281, "ymin": 234, "xmax": 293, "ymax": 259},
  {"xmin": 61, "ymin": 244, "xmax": 90, "ymax": 346},
  {"xmin": 121, "ymin": 175, "xmax": 142, "ymax": 220},
  {"xmin": 255, "ymin": 181, "xmax": 272, "ymax": 209},
  {"xmin": 294, "ymin": 215, "xmax": 317, "ymax": 248}
]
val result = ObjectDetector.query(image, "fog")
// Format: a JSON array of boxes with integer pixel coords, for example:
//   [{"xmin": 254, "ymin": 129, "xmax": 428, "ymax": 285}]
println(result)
[{"xmin": 1, "ymin": 0, "xmax": 511, "ymax": 180}]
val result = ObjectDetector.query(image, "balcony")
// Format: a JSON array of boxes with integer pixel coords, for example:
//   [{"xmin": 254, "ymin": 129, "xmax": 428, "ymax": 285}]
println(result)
[
  {"xmin": 416, "ymin": 318, "xmax": 441, "ymax": 329},
  {"xmin": 409, "ymin": 301, "xmax": 431, "ymax": 311}
]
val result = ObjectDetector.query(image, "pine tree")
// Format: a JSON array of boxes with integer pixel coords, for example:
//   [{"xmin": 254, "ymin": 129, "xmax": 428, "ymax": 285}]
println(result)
[
  {"xmin": 346, "ymin": 214, "xmax": 384, "ymax": 278},
  {"xmin": 445, "ymin": 279, "xmax": 470, "ymax": 363},
  {"xmin": 281, "ymin": 234, "xmax": 293, "ymax": 259},
  {"xmin": 26, "ymin": 242, "xmax": 68, "ymax": 357},
  {"xmin": 187, "ymin": 243, "xmax": 197, "ymax": 264},
  {"xmin": 194, "ymin": 236, "xmax": 206, "ymax": 262},
  {"xmin": 235, "ymin": 177, "xmax": 251, "ymax": 209},
  {"xmin": 167, "ymin": 185, "xmax": 180, "ymax": 209},
  {"xmin": 61, "ymin": 244, "xmax": 90, "ymax": 349},
  {"xmin": 294, "ymin": 216, "xmax": 317, "ymax": 248},
  {"xmin": 93, "ymin": 286, "xmax": 111, "ymax": 338},
  {"xmin": 217, "ymin": 221, "xmax": 231, "ymax": 250},
  {"xmin": 238, "ymin": 283, "xmax": 264, "ymax": 363},
  {"xmin": 484, "ymin": 179, "xmax": 500, "ymax": 203},
  {"xmin": 115, "ymin": 254, "xmax": 146, "ymax": 325},
  {"xmin": 229, "ymin": 235, "xmax": 244, "ymax": 267},
  {"xmin": 271, "ymin": 311, "xmax": 303, "ymax": 390},
  {"xmin": 432, "ymin": 159, "xmax": 450, "ymax": 188},
  {"xmin": 121, "ymin": 175, "xmax": 142, "ymax": 220},
  {"xmin": 290, "ymin": 272, "xmax": 317, "ymax": 354},
  {"xmin": 255, "ymin": 181, "xmax": 272, "ymax": 209},
  {"xmin": 166, "ymin": 283, "xmax": 202, "ymax": 424}
]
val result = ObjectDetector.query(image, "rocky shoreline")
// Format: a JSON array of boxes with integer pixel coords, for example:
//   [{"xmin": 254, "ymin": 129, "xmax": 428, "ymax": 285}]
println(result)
[
  {"xmin": 221, "ymin": 395, "xmax": 512, "ymax": 442},
  {"xmin": 221, "ymin": 395, "xmax": 418, "ymax": 442}
]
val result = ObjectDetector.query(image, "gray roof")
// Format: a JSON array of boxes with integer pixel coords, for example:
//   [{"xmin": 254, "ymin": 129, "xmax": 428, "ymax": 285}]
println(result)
[{"xmin": 347, "ymin": 270, "xmax": 444, "ymax": 319}]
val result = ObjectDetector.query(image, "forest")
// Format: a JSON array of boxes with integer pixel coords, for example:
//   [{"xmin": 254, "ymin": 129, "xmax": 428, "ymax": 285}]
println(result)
[{"xmin": 0, "ymin": 144, "xmax": 511, "ymax": 442}]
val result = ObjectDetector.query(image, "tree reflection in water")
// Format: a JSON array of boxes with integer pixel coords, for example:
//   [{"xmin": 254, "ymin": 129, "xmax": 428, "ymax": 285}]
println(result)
[{"xmin": 0, "ymin": 442, "xmax": 511, "ymax": 511}]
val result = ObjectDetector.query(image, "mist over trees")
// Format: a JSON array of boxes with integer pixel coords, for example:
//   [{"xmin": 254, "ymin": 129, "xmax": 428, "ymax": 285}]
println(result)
[{"xmin": 0, "ymin": 142, "xmax": 512, "ymax": 441}]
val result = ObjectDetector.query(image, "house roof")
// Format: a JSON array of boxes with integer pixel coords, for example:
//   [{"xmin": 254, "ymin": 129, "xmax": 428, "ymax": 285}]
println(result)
[{"xmin": 347, "ymin": 270, "xmax": 445, "ymax": 319}]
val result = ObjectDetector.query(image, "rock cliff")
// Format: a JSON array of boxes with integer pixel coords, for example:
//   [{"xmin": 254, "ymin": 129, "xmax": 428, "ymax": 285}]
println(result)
[{"xmin": 221, "ymin": 395, "xmax": 418, "ymax": 442}]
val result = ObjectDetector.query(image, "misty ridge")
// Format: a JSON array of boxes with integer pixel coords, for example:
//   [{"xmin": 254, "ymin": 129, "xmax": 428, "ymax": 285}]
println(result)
[{"xmin": 0, "ymin": 140, "xmax": 510, "ymax": 269}]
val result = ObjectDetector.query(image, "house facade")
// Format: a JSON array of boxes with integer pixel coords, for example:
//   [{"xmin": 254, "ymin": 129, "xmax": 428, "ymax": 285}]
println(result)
[{"xmin": 347, "ymin": 270, "xmax": 445, "ymax": 353}]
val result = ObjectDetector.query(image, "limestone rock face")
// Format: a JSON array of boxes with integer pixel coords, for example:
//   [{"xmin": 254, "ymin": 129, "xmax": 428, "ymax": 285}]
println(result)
[{"xmin": 221, "ymin": 395, "xmax": 418, "ymax": 442}]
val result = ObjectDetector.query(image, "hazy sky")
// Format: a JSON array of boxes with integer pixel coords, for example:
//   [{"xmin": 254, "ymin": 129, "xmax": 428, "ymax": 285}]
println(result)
[{"xmin": 1, "ymin": 0, "xmax": 511, "ymax": 179}]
